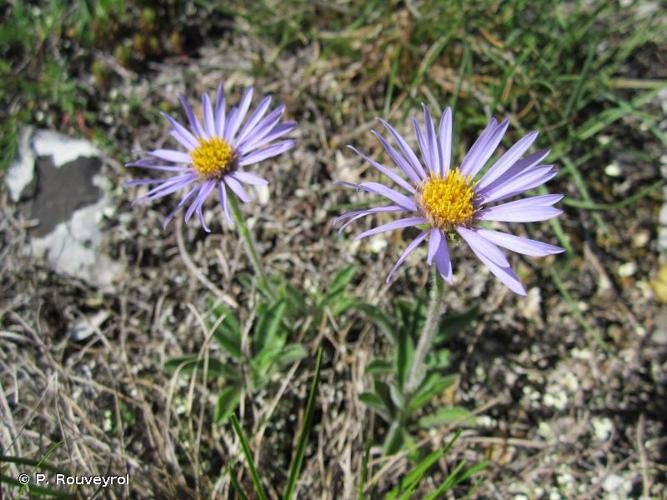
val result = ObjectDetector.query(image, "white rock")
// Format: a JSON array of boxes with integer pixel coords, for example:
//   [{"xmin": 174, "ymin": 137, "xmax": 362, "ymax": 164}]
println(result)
[
  {"xmin": 5, "ymin": 128, "xmax": 36, "ymax": 201},
  {"xmin": 604, "ymin": 162, "xmax": 622, "ymax": 177},
  {"xmin": 602, "ymin": 474, "xmax": 624, "ymax": 493},
  {"xmin": 33, "ymin": 129, "xmax": 100, "ymax": 166},
  {"xmin": 591, "ymin": 417, "xmax": 614, "ymax": 441},
  {"xmin": 617, "ymin": 262, "xmax": 637, "ymax": 278}
]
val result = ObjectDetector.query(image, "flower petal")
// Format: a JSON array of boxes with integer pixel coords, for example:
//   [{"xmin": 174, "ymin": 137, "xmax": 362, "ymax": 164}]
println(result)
[
  {"xmin": 149, "ymin": 149, "xmax": 192, "ymax": 164},
  {"xmin": 412, "ymin": 116, "xmax": 433, "ymax": 173},
  {"xmin": 179, "ymin": 95, "xmax": 205, "ymax": 138},
  {"xmin": 438, "ymin": 107, "xmax": 453, "ymax": 176},
  {"xmin": 334, "ymin": 205, "xmax": 405, "ymax": 233},
  {"xmin": 477, "ymin": 194, "xmax": 564, "ymax": 222},
  {"xmin": 476, "ymin": 131, "xmax": 539, "ymax": 189},
  {"xmin": 379, "ymin": 118, "xmax": 427, "ymax": 179},
  {"xmin": 163, "ymin": 185, "xmax": 199, "ymax": 229},
  {"xmin": 434, "ymin": 237, "xmax": 453, "ymax": 283},
  {"xmin": 218, "ymin": 182, "xmax": 232, "ymax": 225},
  {"xmin": 162, "ymin": 112, "xmax": 198, "ymax": 150},
  {"xmin": 476, "ymin": 229, "xmax": 565, "ymax": 256},
  {"xmin": 225, "ymin": 87, "xmax": 254, "ymax": 141},
  {"xmin": 457, "ymin": 226, "xmax": 509, "ymax": 268},
  {"xmin": 225, "ymin": 175, "xmax": 251, "ymax": 203},
  {"xmin": 235, "ymin": 95, "xmax": 272, "ymax": 145},
  {"xmin": 427, "ymin": 228, "xmax": 441, "ymax": 265},
  {"xmin": 481, "ymin": 166, "xmax": 557, "ymax": 204},
  {"xmin": 371, "ymin": 130, "xmax": 422, "ymax": 184},
  {"xmin": 464, "ymin": 119, "xmax": 510, "ymax": 179},
  {"xmin": 231, "ymin": 171, "xmax": 269, "ymax": 186},
  {"xmin": 202, "ymin": 92, "xmax": 215, "ymax": 139},
  {"xmin": 458, "ymin": 118, "xmax": 498, "ymax": 176},
  {"xmin": 236, "ymin": 105, "xmax": 286, "ymax": 151},
  {"xmin": 386, "ymin": 231, "xmax": 429, "ymax": 282},
  {"xmin": 347, "ymin": 145, "xmax": 415, "ymax": 193},
  {"xmin": 185, "ymin": 180, "xmax": 215, "ymax": 224},
  {"xmin": 476, "ymin": 251, "xmax": 526, "ymax": 295},
  {"xmin": 195, "ymin": 180, "xmax": 216, "ymax": 232},
  {"xmin": 214, "ymin": 82, "xmax": 227, "ymax": 137},
  {"xmin": 354, "ymin": 216, "xmax": 427, "ymax": 241},
  {"xmin": 237, "ymin": 139, "xmax": 296, "ymax": 166},
  {"xmin": 356, "ymin": 181, "xmax": 417, "ymax": 211},
  {"xmin": 423, "ymin": 105, "xmax": 438, "ymax": 175}
]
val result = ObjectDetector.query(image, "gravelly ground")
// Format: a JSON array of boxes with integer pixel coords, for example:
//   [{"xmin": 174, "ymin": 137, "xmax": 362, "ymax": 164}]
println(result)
[{"xmin": 1, "ymin": 4, "xmax": 666, "ymax": 499}]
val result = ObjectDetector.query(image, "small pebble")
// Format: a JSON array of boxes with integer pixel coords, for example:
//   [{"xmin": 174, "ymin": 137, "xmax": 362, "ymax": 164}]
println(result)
[
  {"xmin": 604, "ymin": 162, "xmax": 621, "ymax": 177},
  {"xmin": 617, "ymin": 262, "xmax": 637, "ymax": 278}
]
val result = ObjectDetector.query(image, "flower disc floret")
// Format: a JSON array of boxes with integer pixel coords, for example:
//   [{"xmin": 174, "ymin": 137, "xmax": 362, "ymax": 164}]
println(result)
[
  {"xmin": 419, "ymin": 169, "xmax": 475, "ymax": 230},
  {"xmin": 191, "ymin": 137, "xmax": 234, "ymax": 178}
]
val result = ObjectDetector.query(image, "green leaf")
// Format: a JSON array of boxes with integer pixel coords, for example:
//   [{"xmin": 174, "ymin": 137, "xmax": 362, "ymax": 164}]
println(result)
[
  {"xmin": 427, "ymin": 349, "xmax": 450, "ymax": 370},
  {"xmin": 353, "ymin": 303, "xmax": 396, "ymax": 343},
  {"xmin": 359, "ymin": 392, "xmax": 391, "ymax": 421},
  {"xmin": 215, "ymin": 386, "xmax": 242, "ymax": 424},
  {"xmin": 396, "ymin": 327, "xmax": 415, "ymax": 390},
  {"xmin": 277, "ymin": 343, "xmax": 307, "ymax": 367},
  {"xmin": 163, "ymin": 356, "xmax": 240, "ymax": 382},
  {"xmin": 382, "ymin": 422, "xmax": 405, "ymax": 456},
  {"xmin": 356, "ymin": 439, "xmax": 372, "ymax": 500},
  {"xmin": 326, "ymin": 264, "xmax": 356, "ymax": 298},
  {"xmin": 284, "ymin": 347, "xmax": 323, "ymax": 500},
  {"xmin": 418, "ymin": 407, "xmax": 476, "ymax": 428},
  {"xmin": 407, "ymin": 374, "xmax": 457, "ymax": 414},
  {"xmin": 330, "ymin": 295, "xmax": 356, "ymax": 315},
  {"xmin": 366, "ymin": 358, "xmax": 393, "ymax": 376},
  {"xmin": 254, "ymin": 301, "xmax": 287, "ymax": 354},
  {"xmin": 388, "ymin": 447, "xmax": 446, "ymax": 500},
  {"xmin": 210, "ymin": 303, "xmax": 242, "ymax": 360},
  {"xmin": 229, "ymin": 414, "xmax": 267, "ymax": 500},
  {"xmin": 374, "ymin": 381, "xmax": 396, "ymax": 419},
  {"xmin": 436, "ymin": 305, "xmax": 479, "ymax": 343}
]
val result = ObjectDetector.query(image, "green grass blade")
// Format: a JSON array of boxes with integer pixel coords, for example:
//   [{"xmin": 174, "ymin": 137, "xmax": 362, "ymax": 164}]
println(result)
[
  {"xmin": 356, "ymin": 439, "xmax": 372, "ymax": 500},
  {"xmin": 226, "ymin": 463, "xmax": 248, "ymax": 500},
  {"xmin": 283, "ymin": 346, "xmax": 323, "ymax": 500},
  {"xmin": 229, "ymin": 414, "xmax": 267, "ymax": 500}
]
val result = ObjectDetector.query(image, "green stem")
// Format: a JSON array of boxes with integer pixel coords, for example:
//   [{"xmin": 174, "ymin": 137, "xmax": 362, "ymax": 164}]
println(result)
[
  {"xmin": 405, "ymin": 270, "xmax": 447, "ymax": 396},
  {"xmin": 227, "ymin": 191, "xmax": 275, "ymax": 300}
]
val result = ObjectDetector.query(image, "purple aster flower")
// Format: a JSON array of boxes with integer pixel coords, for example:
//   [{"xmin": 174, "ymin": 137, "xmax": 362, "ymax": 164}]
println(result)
[
  {"xmin": 335, "ymin": 106, "xmax": 565, "ymax": 295},
  {"xmin": 126, "ymin": 83, "xmax": 296, "ymax": 232}
]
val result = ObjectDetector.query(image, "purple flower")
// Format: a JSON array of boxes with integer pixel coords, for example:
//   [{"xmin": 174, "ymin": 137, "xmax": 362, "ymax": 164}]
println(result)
[
  {"xmin": 127, "ymin": 83, "xmax": 296, "ymax": 231},
  {"xmin": 335, "ymin": 106, "xmax": 565, "ymax": 295}
]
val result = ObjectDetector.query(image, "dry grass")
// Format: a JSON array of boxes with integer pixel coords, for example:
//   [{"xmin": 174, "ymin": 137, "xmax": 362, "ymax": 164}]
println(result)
[{"xmin": 1, "ymin": 1, "xmax": 666, "ymax": 498}]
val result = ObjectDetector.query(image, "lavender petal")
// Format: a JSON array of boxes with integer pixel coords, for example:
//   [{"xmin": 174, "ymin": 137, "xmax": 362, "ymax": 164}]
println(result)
[
  {"xmin": 347, "ymin": 145, "xmax": 415, "ymax": 193},
  {"xmin": 438, "ymin": 107, "xmax": 453, "ymax": 176},
  {"xmin": 371, "ymin": 130, "xmax": 422, "ymax": 184},
  {"xmin": 149, "ymin": 149, "xmax": 192, "ymax": 164},
  {"xmin": 237, "ymin": 139, "xmax": 296, "ymax": 166},
  {"xmin": 378, "ymin": 118, "xmax": 427, "ymax": 179},
  {"xmin": 476, "ymin": 131, "xmax": 539, "ymax": 189},
  {"xmin": 224, "ymin": 175, "xmax": 251, "ymax": 203},
  {"xmin": 386, "ymin": 231, "xmax": 429, "ymax": 282},
  {"xmin": 354, "ymin": 216, "xmax": 427, "ymax": 241},
  {"xmin": 427, "ymin": 228, "xmax": 441, "ymax": 265},
  {"xmin": 476, "ymin": 229, "xmax": 565, "ymax": 256},
  {"xmin": 231, "ymin": 171, "xmax": 269, "ymax": 186},
  {"xmin": 356, "ymin": 181, "xmax": 417, "ymax": 211},
  {"xmin": 457, "ymin": 226, "xmax": 509, "ymax": 268},
  {"xmin": 179, "ymin": 95, "xmax": 205, "ymax": 138},
  {"xmin": 214, "ymin": 82, "xmax": 227, "ymax": 137}
]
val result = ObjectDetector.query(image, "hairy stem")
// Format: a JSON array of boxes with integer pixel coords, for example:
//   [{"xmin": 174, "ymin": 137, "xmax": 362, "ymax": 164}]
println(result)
[
  {"xmin": 227, "ymin": 191, "xmax": 275, "ymax": 300},
  {"xmin": 405, "ymin": 270, "xmax": 447, "ymax": 395}
]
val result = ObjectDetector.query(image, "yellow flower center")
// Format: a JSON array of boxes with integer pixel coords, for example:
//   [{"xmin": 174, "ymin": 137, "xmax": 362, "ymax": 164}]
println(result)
[
  {"xmin": 418, "ymin": 169, "xmax": 476, "ymax": 230},
  {"xmin": 191, "ymin": 137, "xmax": 234, "ymax": 178}
]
